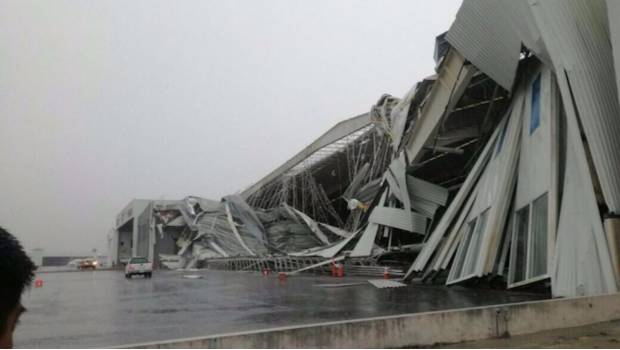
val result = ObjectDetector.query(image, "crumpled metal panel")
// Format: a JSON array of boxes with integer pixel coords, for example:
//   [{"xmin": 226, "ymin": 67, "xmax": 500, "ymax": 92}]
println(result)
[
  {"xmin": 406, "ymin": 119, "xmax": 500, "ymax": 276},
  {"xmin": 410, "ymin": 196, "xmax": 440, "ymax": 219},
  {"xmin": 223, "ymin": 196, "xmax": 269, "ymax": 255},
  {"xmin": 446, "ymin": 0, "xmax": 549, "ymax": 91},
  {"xmin": 448, "ymin": 89, "xmax": 523, "ymax": 283},
  {"xmin": 404, "ymin": 49, "xmax": 476, "ymax": 163},
  {"xmin": 290, "ymin": 229, "xmax": 360, "ymax": 258}
]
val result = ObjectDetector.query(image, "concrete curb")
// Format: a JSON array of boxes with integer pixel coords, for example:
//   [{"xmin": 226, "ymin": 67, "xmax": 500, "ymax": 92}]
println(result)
[{"xmin": 121, "ymin": 292, "xmax": 620, "ymax": 348}]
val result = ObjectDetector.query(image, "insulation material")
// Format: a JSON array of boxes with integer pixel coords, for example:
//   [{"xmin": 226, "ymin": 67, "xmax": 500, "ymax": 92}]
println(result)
[
  {"xmin": 224, "ymin": 195, "xmax": 269, "ymax": 250},
  {"xmin": 265, "ymin": 221, "xmax": 322, "ymax": 253},
  {"xmin": 290, "ymin": 206, "xmax": 331, "ymax": 245},
  {"xmin": 225, "ymin": 203, "xmax": 258, "ymax": 256}
]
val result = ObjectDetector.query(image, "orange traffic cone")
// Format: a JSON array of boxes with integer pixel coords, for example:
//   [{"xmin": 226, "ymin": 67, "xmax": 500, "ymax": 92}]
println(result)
[
  {"xmin": 337, "ymin": 263, "xmax": 345, "ymax": 278},
  {"xmin": 383, "ymin": 267, "xmax": 390, "ymax": 279}
]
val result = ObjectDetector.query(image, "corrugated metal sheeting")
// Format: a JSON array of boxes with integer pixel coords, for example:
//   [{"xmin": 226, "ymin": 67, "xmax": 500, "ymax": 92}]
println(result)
[
  {"xmin": 609, "ymin": 0, "xmax": 620, "ymax": 116},
  {"xmin": 447, "ymin": 0, "xmax": 620, "ymax": 213},
  {"xmin": 446, "ymin": 0, "xmax": 522, "ymax": 90},
  {"xmin": 428, "ymin": 0, "xmax": 620, "ymax": 297}
]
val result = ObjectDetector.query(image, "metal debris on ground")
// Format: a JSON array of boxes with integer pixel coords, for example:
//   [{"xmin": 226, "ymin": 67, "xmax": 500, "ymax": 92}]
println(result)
[
  {"xmin": 367, "ymin": 279, "xmax": 407, "ymax": 289},
  {"xmin": 313, "ymin": 282, "xmax": 366, "ymax": 288},
  {"xmin": 182, "ymin": 274, "xmax": 203, "ymax": 279}
]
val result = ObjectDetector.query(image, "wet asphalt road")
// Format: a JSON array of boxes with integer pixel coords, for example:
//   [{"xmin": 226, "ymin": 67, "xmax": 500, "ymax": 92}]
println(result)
[{"xmin": 15, "ymin": 269, "xmax": 546, "ymax": 348}]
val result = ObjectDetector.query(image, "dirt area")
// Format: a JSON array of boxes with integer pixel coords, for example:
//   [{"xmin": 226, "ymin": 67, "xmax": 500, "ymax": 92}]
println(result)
[{"xmin": 441, "ymin": 319, "xmax": 620, "ymax": 348}]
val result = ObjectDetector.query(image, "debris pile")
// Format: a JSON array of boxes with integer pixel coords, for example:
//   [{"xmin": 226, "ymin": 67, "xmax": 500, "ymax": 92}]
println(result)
[{"xmin": 114, "ymin": 0, "xmax": 620, "ymax": 299}]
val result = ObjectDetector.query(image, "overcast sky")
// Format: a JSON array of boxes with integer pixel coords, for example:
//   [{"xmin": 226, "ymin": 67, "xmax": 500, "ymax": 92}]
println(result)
[{"xmin": 0, "ymin": 0, "xmax": 460, "ymax": 255}]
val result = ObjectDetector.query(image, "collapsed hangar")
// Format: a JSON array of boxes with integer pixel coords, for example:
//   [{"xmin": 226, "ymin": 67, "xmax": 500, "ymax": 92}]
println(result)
[{"xmin": 112, "ymin": 0, "xmax": 620, "ymax": 298}]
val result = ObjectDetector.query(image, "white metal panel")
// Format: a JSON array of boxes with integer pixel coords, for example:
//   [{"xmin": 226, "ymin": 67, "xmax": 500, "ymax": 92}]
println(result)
[
  {"xmin": 406, "ymin": 176, "xmax": 449, "ymax": 206},
  {"xmin": 385, "ymin": 172, "xmax": 402, "ymax": 203},
  {"xmin": 553, "ymin": 119, "xmax": 617, "ymax": 297},
  {"xmin": 289, "ymin": 230, "xmax": 359, "ymax": 258},
  {"xmin": 514, "ymin": 67, "xmax": 554, "ymax": 208},
  {"xmin": 551, "ymin": 67, "xmax": 617, "ymax": 297},
  {"xmin": 350, "ymin": 191, "xmax": 388, "ymax": 257},
  {"xmin": 349, "ymin": 223, "xmax": 380, "ymax": 258},
  {"xmin": 319, "ymin": 223, "xmax": 352, "ymax": 238},
  {"xmin": 410, "ymin": 196, "xmax": 441, "ymax": 219},
  {"xmin": 529, "ymin": 0, "xmax": 620, "ymax": 213},
  {"xmin": 478, "ymin": 102, "xmax": 522, "ymax": 275},
  {"xmin": 390, "ymin": 84, "xmax": 418, "ymax": 151},
  {"xmin": 446, "ymin": 0, "xmax": 521, "ymax": 90},
  {"xmin": 512, "ymin": 65, "xmax": 560, "ymax": 281},
  {"xmin": 368, "ymin": 207, "xmax": 427, "ymax": 234},
  {"xmin": 609, "ymin": 0, "xmax": 620, "ymax": 122},
  {"xmin": 389, "ymin": 154, "xmax": 412, "ymax": 213}
]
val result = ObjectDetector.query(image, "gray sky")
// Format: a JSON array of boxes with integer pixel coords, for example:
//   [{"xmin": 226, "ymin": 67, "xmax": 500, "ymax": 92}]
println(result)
[{"xmin": 0, "ymin": 0, "xmax": 460, "ymax": 255}]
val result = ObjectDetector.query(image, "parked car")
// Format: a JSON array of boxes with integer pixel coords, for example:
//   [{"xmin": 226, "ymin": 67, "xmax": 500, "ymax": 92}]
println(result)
[
  {"xmin": 125, "ymin": 257, "xmax": 153, "ymax": 278},
  {"xmin": 78, "ymin": 259, "xmax": 98, "ymax": 270}
]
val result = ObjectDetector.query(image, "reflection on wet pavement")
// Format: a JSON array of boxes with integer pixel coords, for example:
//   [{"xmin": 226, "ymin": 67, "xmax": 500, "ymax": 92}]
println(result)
[{"xmin": 15, "ymin": 270, "xmax": 547, "ymax": 348}]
